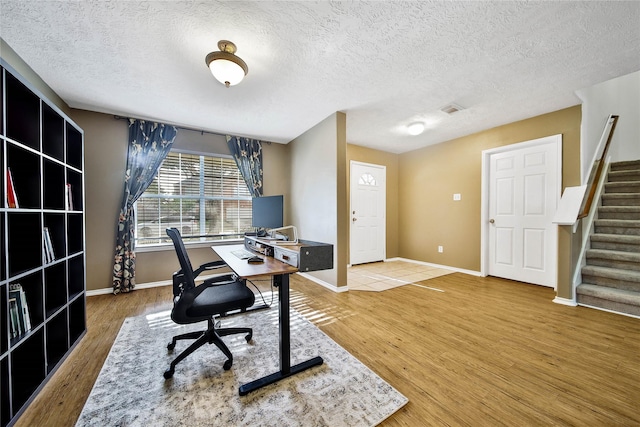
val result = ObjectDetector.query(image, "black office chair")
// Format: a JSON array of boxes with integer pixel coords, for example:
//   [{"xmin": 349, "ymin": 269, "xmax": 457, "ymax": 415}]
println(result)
[{"xmin": 163, "ymin": 227, "xmax": 255, "ymax": 379}]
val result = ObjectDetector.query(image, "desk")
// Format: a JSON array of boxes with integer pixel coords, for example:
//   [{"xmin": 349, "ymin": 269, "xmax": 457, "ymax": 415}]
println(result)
[{"xmin": 212, "ymin": 244, "xmax": 324, "ymax": 395}]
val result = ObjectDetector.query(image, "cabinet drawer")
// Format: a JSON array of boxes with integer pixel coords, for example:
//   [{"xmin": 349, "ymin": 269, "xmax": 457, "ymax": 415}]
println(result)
[{"xmin": 274, "ymin": 247, "xmax": 298, "ymax": 268}]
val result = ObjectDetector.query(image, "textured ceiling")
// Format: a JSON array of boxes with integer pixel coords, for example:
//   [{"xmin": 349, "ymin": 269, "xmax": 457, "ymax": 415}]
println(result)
[{"xmin": 0, "ymin": 1, "xmax": 639, "ymax": 153}]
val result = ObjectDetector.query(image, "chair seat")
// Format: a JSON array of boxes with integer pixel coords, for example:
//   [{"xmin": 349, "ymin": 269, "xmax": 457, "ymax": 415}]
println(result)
[
  {"xmin": 173, "ymin": 281, "xmax": 256, "ymax": 323},
  {"xmin": 164, "ymin": 227, "xmax": 255, "ymax": 377}
]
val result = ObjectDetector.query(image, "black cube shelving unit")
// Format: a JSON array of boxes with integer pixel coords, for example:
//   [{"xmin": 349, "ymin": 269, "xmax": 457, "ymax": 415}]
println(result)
[{"xmin": 0, "ymin": 59, "xmax": 86, "ymax": 427}]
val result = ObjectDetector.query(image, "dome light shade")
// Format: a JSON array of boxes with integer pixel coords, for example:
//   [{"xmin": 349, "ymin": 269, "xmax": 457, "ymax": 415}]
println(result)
[
  {"xmin": 407, "ymin": 122, "xmax": 425, "ymax": 136},
  {"xmin": 205, "ymin": 40, "xmax": 248, "ymax": 87}
]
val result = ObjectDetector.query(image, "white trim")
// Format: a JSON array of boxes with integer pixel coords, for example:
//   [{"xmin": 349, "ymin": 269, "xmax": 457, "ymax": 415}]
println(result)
[
  {"xmin": 86, "ymin": 272, "xmax": 230, "ymax": 297},
  {"xmin": 135, "ymin": 238, "xmax": 243, "ymax": 253},
  {"xmin": 385, "ymin": 257, "xmax": 482, "ymax": 277},
  {"xmin": 87, "ymin": 288, "xmax": 118, "ymax": 297},
  {"xmin": 297, "ymin": 272, "xmax": 350, "ymax": 293},
  {"xmin": 553, "ymin": 296, "xmax": 578, "ymax": 307},
  {"xmin": 480, "ymin": 134, "xmax": 563, "ymax": 287},
  {"xmin": 88, "ymin": 271, "xmax": 341, "ymax": 296}
]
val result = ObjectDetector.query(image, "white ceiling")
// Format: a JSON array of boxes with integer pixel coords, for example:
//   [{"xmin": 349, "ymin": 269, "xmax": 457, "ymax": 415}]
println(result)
[{"xmin": 1, "ymin": 1, "xmax": 639, "ymax": 154}]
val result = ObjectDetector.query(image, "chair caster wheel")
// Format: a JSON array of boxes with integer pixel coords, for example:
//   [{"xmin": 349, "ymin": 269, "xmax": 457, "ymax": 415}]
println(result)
[
  {"xmin": 245, "ymin": 333, "xmax": 252, "ymax": 342},
  {"xmin": 167, "ymin": 341, "xmax": 175, "ymax": 351},
  {"xmin": 223, "ymin": 360, "xmax": 232, "ymax": 370},
  {"xmin": 164, "ymin": 369, "xmax": 174, "ymax": 379}
]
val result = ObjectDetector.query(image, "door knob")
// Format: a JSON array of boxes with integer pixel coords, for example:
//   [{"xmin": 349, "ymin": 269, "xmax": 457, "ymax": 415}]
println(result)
[
  {"xmin": 489, "ymin": 219, "xmax": 495, "ymax": 224},
  {"xmin": 352, "ymin": 218, "xmax": 357, "ymax": 222}
]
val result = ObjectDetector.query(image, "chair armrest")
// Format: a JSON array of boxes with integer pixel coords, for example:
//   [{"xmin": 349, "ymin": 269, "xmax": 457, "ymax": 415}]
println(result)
[{"xmin": 193, "ymin": 260, "xmax": 228, "ymax": 279}]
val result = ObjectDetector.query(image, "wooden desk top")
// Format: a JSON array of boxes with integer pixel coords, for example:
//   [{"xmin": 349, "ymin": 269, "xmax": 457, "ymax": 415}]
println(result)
[{"xmin": 212, "ymin": 244, "xmax": 298, "ymax": 279}]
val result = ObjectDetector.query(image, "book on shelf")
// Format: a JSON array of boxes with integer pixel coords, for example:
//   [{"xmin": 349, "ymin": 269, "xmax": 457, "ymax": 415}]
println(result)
[
  {"xmin": 9, "ymin": 298, "xmax": 19, "ymax": 338},
  {"xmin": 43, "ymin": 226, "xmax": 55, "ymax": 263},
  {"xmin": 7, "ymin": 168, "xmax": 19, "ymax": 208},
  {"xmin": 65, "ymin": 183, "xmax": 73, "ymax": 210},
  {"xmin": 9, "ymin": 283, "xmax": 31, "ymax": 337}
]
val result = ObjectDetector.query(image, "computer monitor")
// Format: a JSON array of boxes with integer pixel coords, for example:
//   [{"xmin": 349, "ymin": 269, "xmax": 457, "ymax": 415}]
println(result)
[{"xmin": 251, "ymin": 195, "xmax": 284, "ymax": 230}]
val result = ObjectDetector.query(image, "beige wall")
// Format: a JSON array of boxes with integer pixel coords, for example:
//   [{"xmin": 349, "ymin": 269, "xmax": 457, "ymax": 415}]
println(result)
[
  {"xmin": 2, "ymin": 39, "xmax": 581, "ymax": 297},
  {"xmin": 398, "ymin": 105, "xmax": 581, "ymax": 298},
  {"xmin": 346, "ymin": 144, "xmax": 400, "ymax": 261},
  {"xmin": 262, "ymin": 141, "xmax": 291, "ymax": 217},
  {"xmin": 288, "ymin": 113, "xmax": 348, "ymax": 288},
  {"xmin": 68, "ymin": 110, "xmax": 292, "ymax": 290},
  {"xmin": 69, "ymin": 111, "xmax": 128, "ymax": 291}
]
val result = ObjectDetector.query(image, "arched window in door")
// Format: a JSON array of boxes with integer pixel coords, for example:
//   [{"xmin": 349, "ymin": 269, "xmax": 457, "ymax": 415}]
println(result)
[{"xmin": 358, "ymin": 173, "xmax": 377, "ymax": 186}]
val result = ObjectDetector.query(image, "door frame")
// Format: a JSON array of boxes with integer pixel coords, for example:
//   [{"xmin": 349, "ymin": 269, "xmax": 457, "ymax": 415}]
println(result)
[
  {"xmin": 349, "ymin": 160, "xmax": 386, "ymax": 266},
  {"xmin": 480, "ymin": 134, "xmax": 563, "ymax": 288}
]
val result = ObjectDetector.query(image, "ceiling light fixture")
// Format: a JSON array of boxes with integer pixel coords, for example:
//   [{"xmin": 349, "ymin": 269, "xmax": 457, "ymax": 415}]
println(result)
[
  {"xmin": 205, "ymin": 40, "xmax": 248, "ymax": 88},
  {"xmin": 407, "ymin": 122, "xmax": 425, "ymax": 136}
]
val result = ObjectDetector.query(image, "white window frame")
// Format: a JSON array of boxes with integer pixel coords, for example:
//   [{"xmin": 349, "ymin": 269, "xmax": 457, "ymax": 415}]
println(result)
[{"xmin": 134, "ymin": 149, "xmax": 252, "ymax": 250}]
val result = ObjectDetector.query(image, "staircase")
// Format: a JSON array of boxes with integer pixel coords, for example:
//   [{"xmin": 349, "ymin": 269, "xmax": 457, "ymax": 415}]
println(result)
[{"xmin": 576, "ymin": 159, "xmax": 640, "ymax": 317}]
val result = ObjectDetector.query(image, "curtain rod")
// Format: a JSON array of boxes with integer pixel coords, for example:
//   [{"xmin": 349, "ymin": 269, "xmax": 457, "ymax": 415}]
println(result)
[
  {"xmin": 113, "ymin": 115, "xmax": 227, "ymax": 137},
  {"xmin": 113, "ymin": 115, "xmax": 271, "ymax": 143}
]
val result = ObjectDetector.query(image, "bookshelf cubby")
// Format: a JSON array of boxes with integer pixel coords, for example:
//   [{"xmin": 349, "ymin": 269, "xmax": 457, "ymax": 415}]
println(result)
[{"xmin": 1, "ymin": 60, "xmax": 86, "ymax": 427}]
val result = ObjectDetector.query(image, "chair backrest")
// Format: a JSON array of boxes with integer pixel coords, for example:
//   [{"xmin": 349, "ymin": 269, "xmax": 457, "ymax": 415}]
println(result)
[{"xmin": 166, "ymin": 227, "xmax": 196, "ymax": 291}]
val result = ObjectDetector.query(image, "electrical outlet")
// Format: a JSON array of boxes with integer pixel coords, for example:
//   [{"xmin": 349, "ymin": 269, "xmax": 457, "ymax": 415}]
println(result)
[
  {"xmin": 438, "ymin": 246, "xmax": 443, "ymax": 253},
  {"xmin": 453, "ymin": 193, "xmax": 461, "ymax": 201}
]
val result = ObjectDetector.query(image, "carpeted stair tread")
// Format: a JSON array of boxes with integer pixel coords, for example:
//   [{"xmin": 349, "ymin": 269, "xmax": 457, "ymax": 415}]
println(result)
[
  {"xmin": 604, "ymin": 181, "xmax": 640, "ymax": 194},
  {"xmin": 601, "ymin": 193, "xmax": 640, "ymax": 206},
  {"xmin": 607, "ymin": 170, "xmax": 640, "ymax": 182},
  {"xmin": 597, "ymin": 206, "xmax": 640, "ymax": 220},
  {"xmin": 593, "ymin": 219, "xmax": 640, "ymax": 235},
  {"xmin": 582, "ymin": 265, "xmax": 640, "ymax": 281},
  {"xmin": 594, "ymin": 219, "xmax": 640, "ymax": 228},
  {"xmin": 581, "ymin": 266, "xmax": 640, "ymax": 292},
  {"xmin": 576, "ymin": 284, "xmax": 640, "ymax": 317},
  {"xmin": 577, "ymin": 283, "xmax": 640, "ymax": 301},
  {"xmin": 586, "ymin": 249, "xmax": 640, "ymax": 263},
  {"xmin": 590, "ymin": 233, "xmax": 640, "ymax": 244},
  {"xmin": 598, "ymin": 206, "xmax": 640, "ymax": 213},
  {"xmin": 585, "ymin": 249, "xmax": 640, "ymax": 272},
  {"xmin": 610, "ymin": 159, "xmax": 640, "ymax": 171}
]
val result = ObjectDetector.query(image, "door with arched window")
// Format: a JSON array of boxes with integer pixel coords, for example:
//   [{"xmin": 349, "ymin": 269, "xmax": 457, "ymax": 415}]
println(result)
[{"xmin": 350, "ymin": 161, "xmax": 386, "ymax": 265}]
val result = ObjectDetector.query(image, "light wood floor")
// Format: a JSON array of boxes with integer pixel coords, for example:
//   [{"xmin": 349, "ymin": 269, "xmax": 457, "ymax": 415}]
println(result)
[{"xmin": 15, "ymin": 273, "xmax": 640, "ymax": 426}]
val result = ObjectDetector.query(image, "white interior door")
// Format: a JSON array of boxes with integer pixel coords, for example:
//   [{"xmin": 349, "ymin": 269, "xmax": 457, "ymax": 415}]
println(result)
[
  {"xmin": 488, "ymin": 136, "xmax": 561, "ymax": 287},
  {"xmin": 350, "ymin": 161, "xmax": 386, "ymax": 265}
]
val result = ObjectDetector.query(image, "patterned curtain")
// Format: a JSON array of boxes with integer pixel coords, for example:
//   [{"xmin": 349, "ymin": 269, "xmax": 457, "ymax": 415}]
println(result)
[
  {"xmin": 112, "ymin": 119, "xmax": 178, "ymax": 294},
  {"xmin": 226, "ymin": 135, "xmax": 263, "ymax": 197}
]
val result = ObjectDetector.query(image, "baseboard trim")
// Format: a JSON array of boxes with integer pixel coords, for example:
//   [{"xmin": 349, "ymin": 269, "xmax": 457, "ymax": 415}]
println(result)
[
  {"xmin": 385, "ymin": 257, "xmax": 482, "ymax": 277},
  {"xmin": 552, "ymin": 296, "xmax": 578, "ymax": 307},
  {"xmin": 296, "ymin": 272, "xmax": 349, "ymax": 293},
  {"xmin": 89, "ymin": 259, "xmax": 476, "ymax": 297},
  {"xmin": 86, "ymin": 273, "xmax": 228, "ymax": 297}
]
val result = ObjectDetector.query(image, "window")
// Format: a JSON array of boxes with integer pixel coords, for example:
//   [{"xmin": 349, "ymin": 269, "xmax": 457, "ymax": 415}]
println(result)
[
  {"xmin": 358, "ymin": 173, "xmax": 377, "ymax": 186},
  {"xmin": 135, "ymin": 151, "xmax": 253, "ymax": 246}
]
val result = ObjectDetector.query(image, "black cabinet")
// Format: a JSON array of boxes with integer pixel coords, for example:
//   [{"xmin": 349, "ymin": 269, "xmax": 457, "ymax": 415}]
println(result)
[{"xmin": 0, "ymin": 59, "xmax": 86, "ymax": 427}]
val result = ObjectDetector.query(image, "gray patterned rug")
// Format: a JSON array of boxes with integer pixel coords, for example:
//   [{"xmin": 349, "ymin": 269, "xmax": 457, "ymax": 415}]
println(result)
[{"xmin": 76, "ymin": 306, "xmax": 408, "ymax": 426}]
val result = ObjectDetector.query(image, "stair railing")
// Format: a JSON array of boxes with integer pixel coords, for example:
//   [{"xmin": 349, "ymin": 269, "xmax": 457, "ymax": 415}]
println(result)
[
  {"xmin": 577, "ymin": 115, "xmax": 619, "ymax": 220},
  {"xmin": 552, "ymin": 114, "xmax": 619, "ymax": 302}
]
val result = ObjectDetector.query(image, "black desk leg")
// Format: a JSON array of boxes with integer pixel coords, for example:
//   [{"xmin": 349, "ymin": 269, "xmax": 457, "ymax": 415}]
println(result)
[
  {"xmin": 238, "ymin": 273, "xmax": 323, "ymax": 396},
  {"xmin": 279, "ymin": 273, "xmax": 291, "ymax": 373}
]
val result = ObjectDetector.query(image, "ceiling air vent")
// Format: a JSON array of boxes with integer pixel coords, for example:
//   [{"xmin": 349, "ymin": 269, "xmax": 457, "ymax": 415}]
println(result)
[{"xmin": 440, "ymin": 103, "xmax": 464, "ymax": 115}]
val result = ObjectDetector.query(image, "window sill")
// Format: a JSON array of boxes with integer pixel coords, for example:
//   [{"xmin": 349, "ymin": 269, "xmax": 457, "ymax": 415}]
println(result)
[{"xmin": 135, "ymin": 238, "xmax": 244, "ymax": 253}]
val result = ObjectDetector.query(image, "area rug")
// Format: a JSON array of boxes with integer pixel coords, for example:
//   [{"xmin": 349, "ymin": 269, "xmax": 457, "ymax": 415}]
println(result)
[
  {"xmin": 76, "ymin": 306, "xmax": 408, "ymax": 426},
  {"xmin": 348, "ymin": 260, "xmax": 451, "ymax": 291}
]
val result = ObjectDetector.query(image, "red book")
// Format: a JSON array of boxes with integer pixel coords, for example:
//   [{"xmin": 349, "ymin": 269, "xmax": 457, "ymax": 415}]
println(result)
[{"xmin": 7, "ymin": 168, "xmax": 18, "ymax": 208}]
